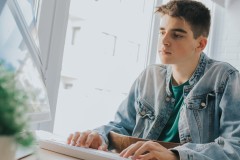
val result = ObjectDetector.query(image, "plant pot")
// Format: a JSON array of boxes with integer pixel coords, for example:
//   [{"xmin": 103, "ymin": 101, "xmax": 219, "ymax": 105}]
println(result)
[{"xmin": 0, "ymin": 136, "xmax": 16, "ymax": 160}]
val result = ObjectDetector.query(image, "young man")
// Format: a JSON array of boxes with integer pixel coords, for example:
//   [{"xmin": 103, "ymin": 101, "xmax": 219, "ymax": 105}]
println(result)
[{"xmin": 67, "ymin": 1, "xmax": 240, "ymax": 159}]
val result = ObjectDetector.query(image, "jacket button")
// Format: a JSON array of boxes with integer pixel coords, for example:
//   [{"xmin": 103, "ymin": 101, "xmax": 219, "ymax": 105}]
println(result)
[
  {"xmin": 200, "ymin": 102, "xmax": 206, "ymax": 108},
  {"xmin": 140, "ymin": 110, "xmax": 146, "ymax": 116},
  {"xmin": 218, "ymin": 139, "xmax": 225, "ymax": 145},
  {"xmin": 166, "ymin": 97, "xmax": 170, "ymax": 102}
]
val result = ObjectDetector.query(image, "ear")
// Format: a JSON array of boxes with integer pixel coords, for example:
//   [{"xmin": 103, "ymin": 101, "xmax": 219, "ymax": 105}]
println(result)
[{"xmin": 196, "ymin": 36, "xmax": 207, "ymax": 52}]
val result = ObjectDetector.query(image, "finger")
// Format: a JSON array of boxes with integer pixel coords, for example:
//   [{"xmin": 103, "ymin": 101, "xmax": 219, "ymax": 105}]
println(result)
[
  {"xmin": 85, "ymin": 132, "xmax": 97, "ymax": 148},
  {"xmin": 122, "ymin": 141, "xmax": 144, "ymax": 158},
  {"xmin": 134, "ymin": 144, "xmax": 172, "ymax": 160},
  {"xmin": 71, "ymin": 132, "xmax": 80, "ymax": 146},
  {"xmin": 119, "ymin": 142, "xmax": 142, "ymax": 156},
  {"xmin": 132, "ymin": 141, "xmax": 155, "ymax": 158},
  {"xmin": 98, "ymin": 143, "xmax": 108, "ymax": 151},
  {"xmin": 145, "ymin": 151, "xmax": 167, "ymax": 160},
  {"xmin": 133, "ymin": 152, "xmax": 154, "ymax": 160},
  {"xmin": 119, "ymin": 143, "xmax": 138, "ymax": 157},
  {"xmin": 119, "ymin": 147, "xmax": 128, "ymax": 157},
  {"xmin": 98, "ymin": 135, "xmax": 108, "ymax": 151},
  {"xmin": 67, "ymin": 133, "xmax": 73, "ymax": 144},
  {"xmin": 76, "ymin": 130, "xmax": 91, "ymax": 147}
]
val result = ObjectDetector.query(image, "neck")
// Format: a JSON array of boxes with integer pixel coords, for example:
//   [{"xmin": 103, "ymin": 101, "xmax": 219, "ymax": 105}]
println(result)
[{"xmin": 171, "ymin": 54, "xmax": 201, "ymax": 86}]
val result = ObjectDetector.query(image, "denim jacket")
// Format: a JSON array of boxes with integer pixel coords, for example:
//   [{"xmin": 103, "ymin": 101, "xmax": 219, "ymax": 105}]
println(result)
[{"xmin": 94, "ymin": 53, "xmax": 240, "ymax": 160}]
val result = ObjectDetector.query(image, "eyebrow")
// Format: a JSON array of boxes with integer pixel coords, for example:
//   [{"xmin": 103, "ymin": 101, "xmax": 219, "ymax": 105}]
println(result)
[{"xmin": 160, "ymin": 27, "xmax": 187, "ymax": 34}]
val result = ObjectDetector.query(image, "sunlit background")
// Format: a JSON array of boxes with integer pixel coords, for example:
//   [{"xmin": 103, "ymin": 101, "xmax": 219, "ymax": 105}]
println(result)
[
  {"xmin": 53, "ymin": 0, "xmax": 216, "ymax": 137},
  {"xmin": 25, "ymin": 0, "xmax": 240, "ymax": 138}
]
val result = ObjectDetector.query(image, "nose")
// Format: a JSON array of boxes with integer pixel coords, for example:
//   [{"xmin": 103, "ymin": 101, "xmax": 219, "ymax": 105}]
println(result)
[{"xmin": 159, "ymin": 32, "xmax": 170, "ymax": 47}]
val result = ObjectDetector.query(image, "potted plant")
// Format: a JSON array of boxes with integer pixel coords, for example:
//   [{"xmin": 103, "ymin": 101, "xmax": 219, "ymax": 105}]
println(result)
[{"xmin": 0, "ymin": 61, "xmax": 34, "ymax": 160}]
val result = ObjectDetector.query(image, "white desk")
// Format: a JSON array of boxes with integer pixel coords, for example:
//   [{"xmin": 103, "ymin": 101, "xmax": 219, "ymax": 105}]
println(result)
[{"xmin": 22, "ymin": 148, "xmax": 81, "ymax": 160}]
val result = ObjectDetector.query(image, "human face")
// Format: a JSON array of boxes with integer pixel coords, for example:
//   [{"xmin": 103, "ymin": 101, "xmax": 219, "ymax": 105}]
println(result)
[{"xmin": 158, "ymin": 15, "xmax": 203, "ymax": 66}]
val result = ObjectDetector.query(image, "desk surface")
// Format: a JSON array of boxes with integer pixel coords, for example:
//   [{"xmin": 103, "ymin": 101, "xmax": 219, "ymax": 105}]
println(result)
[{"xmin": 22, "ymin": 148, "xmax": 81, "ymax": 160}]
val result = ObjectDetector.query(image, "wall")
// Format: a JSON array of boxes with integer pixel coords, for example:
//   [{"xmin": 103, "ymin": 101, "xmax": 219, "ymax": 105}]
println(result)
[{"xmin": 210, "ymin": 1, "xmax": 240, "ymax": 70}]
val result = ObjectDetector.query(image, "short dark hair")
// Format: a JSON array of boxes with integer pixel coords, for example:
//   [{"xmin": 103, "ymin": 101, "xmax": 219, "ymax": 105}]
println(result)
[{"xmin": 156, "ymin": 0, "xmax": 211, "ymax": 39}]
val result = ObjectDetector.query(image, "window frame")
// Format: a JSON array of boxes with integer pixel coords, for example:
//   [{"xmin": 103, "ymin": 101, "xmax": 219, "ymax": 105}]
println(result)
[
  {"xmin": 7, "ymin": 0, "xmax": 43, "ymax": 76},
  {"xmin": 37, "ymin": 0, "xmax": 70, "ymax": 131}
]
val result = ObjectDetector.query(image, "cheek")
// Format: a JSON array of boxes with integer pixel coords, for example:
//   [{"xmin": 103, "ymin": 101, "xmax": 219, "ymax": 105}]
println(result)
[
  {"xmin": 157, "ymin": 37, "xmax": 162, "ymax": 47},
  {"xmin": 176, "ymin": 43, "xmax": 196, "ymax": 54},
  {"xmin": 158, "ymin": 39, "xmax": 167, "ymax": 52}
]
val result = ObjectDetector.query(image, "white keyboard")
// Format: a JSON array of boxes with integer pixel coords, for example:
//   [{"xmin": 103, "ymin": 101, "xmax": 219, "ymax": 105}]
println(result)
[{"xmin": 37, "ymin": 131, "xmax": 130, "ymax": 160}]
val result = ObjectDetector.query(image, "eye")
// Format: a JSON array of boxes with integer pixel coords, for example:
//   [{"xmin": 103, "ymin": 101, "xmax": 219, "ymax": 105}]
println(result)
[
  {"xmin": 159, "ymin": 30, "xmax": 165, "ymax": 36},
  {"xmin": 173, "ymin": 33, "xmax": 183, "ymax": 39}
]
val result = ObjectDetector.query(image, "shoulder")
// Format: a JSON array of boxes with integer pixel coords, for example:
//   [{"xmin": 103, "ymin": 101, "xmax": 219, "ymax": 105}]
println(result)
[
  {"xmin": 206, "ymin": 57, "xmax": 239, "ymax": 75},
  {"xmin": 136, "ymin": 64, "xmax": 168, "ymax": 84},
  {"xmin": 204, "ymin": 57, "xmax": 240, "ymax": 88},
  {"xmin": 142, "ymin": 64, "xmax": 167, "ymax": 76}
]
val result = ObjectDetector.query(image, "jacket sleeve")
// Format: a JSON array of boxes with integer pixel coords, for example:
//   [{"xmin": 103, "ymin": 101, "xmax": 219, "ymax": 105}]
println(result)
[
  {"xmin": 93, "ymin": 78, "xmax": 140, "ymax": 145},
  {"xmin": 172, "ymin": 70, "xmax": 240, "ymax": 160}
]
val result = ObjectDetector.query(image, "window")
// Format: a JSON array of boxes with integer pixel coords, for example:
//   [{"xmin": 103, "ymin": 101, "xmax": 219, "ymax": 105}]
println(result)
[
  {"xmin": 53, "ymin": 0, "xmax": 160, "ymax": 137},
  {"xmin": 37, "ymin": 0, "xmax": 240, "ymax": 134},
  {"xmin": 33, "ymin": 0, "xmax": 41, "ymax": 21},
  {"xmin": 0, "ymin": 0, "xmax": 51, "ymax": 124}
]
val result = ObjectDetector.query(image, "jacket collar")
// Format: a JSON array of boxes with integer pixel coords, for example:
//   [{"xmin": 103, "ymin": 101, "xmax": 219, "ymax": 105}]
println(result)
[{"xmin": 165, "ymin": 52, "xmax": 208, "ymax": 95}]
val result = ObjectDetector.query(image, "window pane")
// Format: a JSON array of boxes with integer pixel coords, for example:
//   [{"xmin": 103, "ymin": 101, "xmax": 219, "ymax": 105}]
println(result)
[
  {"xmin": 54, "ymin": 0, "xmax": 157, "ymax": 137},
  {"xmin": 15, "ymin": 0, "xmax": 41, "ymax": 55},
  {"xmin": 33, "ymin": 0, "xmax": 41, "ymax": 22},
  {"xmin": 0, "ymin": 3, "xmax": 50, "ymax": 123}
]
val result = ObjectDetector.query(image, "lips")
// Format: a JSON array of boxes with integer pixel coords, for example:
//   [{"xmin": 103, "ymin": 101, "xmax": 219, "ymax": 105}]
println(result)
[{"xmin": 159, "ymin": 50, "xmax": 172, "ymax": 55}]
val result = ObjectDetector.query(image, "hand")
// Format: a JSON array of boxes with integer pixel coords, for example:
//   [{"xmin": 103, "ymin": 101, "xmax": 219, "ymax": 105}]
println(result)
[
  {"xmin": 67, "ymin": 130, "xmax": 108, "ymax": 151},
  {"xmin": 119, "ymin": 141, "xmax": 179, "ymax": 160}
]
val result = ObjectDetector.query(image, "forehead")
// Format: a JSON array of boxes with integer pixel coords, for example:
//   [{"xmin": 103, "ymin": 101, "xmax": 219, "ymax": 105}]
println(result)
[{"xmin": 160, "ymin": 15, "xmax": 193, "ymax": 33}]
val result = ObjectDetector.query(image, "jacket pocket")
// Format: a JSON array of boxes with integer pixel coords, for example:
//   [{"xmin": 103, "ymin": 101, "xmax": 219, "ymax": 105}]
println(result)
[
  {"xmin": 184, "ymin": 92, "xmax": 216, "ymax": 143},
  {"xmin": 185, "ymin": 92, "xmax": 215, "ymax": 110},
  {"xmin": 133, "ymin": 98, "xmax": 155, "ymax": 138},
  {"xmin": 136, "ymin": 98, "xmax": 155, "ymax": 120}
]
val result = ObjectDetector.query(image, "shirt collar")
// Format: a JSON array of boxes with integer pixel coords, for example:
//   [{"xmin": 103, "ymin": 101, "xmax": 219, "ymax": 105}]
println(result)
[{"xmin": 165, "ymin": 52, "xmax": 208, "ymax": 95}]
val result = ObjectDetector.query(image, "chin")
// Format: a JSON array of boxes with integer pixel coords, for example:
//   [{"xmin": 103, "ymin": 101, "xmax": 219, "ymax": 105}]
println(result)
[
  {"xmin": 159, "ymin": 57, "xmax": 171, "ymax": 64},
  {"xmin": 159, "ymin": 53, "xmax": 173, "ymax": 64}
]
